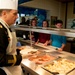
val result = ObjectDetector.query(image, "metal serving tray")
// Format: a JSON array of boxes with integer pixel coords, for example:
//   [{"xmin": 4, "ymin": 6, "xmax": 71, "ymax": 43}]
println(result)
[{"xmin": 42, "ymin": 58, "xmax": 75, "ymax": 75}]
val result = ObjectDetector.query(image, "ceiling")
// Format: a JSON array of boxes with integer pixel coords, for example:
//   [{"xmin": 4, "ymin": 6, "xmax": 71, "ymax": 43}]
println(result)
[{"xmin": 55, "ymin": 0, "xmax": 74, "ymax": 2}]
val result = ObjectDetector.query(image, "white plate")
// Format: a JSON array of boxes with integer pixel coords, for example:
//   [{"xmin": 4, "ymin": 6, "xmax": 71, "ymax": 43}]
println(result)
[{"xmin": 20, "ymin": 46, "xmax": 37, "ymax": 55}]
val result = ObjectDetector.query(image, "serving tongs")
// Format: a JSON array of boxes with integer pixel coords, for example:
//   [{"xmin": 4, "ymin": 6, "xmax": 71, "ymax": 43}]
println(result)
[
  {"xmin": 66, "ymin": 68, "xmax": 75, "ymax": 75},
  {"xmin": 42, "ymin": 67, "xmax": 75, "ymax": 75}
]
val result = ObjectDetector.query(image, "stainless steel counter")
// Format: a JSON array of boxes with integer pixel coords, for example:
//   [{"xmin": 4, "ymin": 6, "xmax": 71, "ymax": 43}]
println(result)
[{"xmin": 21, "ymin": 44, "xmax": 75, "ymax": 75}]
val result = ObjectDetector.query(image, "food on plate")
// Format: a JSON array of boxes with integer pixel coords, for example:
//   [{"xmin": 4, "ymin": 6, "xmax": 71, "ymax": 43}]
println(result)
[
  {"xmin": 28, "ymin": 51, "xmax": 37, "ymax": 54},
  {"xmin": 28, "ymin": 50, "xmax": 42, "ymax": 56}
]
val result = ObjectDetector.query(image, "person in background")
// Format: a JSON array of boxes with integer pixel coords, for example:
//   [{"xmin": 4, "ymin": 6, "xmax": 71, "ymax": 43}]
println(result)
[
  {"xmin": 49, "ymin": 20, "xmax": 66, "ymax": 51},
  {"xmin": 25, "ymin": 18, "xmax": 30, "ymax": 26},
  {"xmin": 36, "ymin": 20, "xmax": 50, "ymax": 46},
  {"xmin": 16, "ymin": 17, "xmax": 29, "ymax": 40},
  {"xmin": 33, "ymin": 16, "xmax": 38, "ymax": 21},
  {"xmin": 30, "ymin": 19, "xmax": 39, "ymax": 43},
  {"xmin": 16, "ymin": 21, "xmax": 18, "ymax": 25},
  {"xmin": 71, "ymin": 19, "xmax": 75, "ymax": 28},
  {"xmin": 19, "ymin": 17, "xmax": 27, "ymax": 25},
  {"xmin": 0, "ymin": 0, "xmax": 25, "ymax": 75}
]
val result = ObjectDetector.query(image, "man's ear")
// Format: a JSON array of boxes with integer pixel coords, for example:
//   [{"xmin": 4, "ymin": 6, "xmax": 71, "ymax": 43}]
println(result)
[
  {"xmin": 1, "ymin": 10, "xmax": 7, "ymax": 16},
  {"xmin": 1, "ymin": 10, "xmax": 8, "ymax": 19}
]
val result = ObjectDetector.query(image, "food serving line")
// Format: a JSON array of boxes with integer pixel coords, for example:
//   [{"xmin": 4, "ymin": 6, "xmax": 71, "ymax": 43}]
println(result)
[
  {"xmin": 20, "ymin": 43, "xmax": 75, "ymax": 75},
  {"xmin": 13, "ymin": 25, "xmax": 75, "ymax": 75}
]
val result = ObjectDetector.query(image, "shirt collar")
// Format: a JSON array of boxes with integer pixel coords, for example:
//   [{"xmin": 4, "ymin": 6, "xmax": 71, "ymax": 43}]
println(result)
[{"xmin": 0, "ymin": 18, "xmax": 10, "ymax": 28}]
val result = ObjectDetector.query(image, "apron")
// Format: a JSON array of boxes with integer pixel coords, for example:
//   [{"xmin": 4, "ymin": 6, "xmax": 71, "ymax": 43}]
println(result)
[{"xmin": 0, "ymin": 19, "xmax": 23, "ymax": 75}]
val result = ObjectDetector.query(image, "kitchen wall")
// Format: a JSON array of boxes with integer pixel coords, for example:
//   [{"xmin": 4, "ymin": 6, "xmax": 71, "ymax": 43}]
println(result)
[
  {"xmin": 20, "ymin": 0, "xmax": 62, "ymax": 26},
  {"xmin": 67, "ymin": 2, "xmax": 74, "ymax": 18},
  {"xmin": 67, "ymin": 2, "xmax": 75, "ymax": 29}
]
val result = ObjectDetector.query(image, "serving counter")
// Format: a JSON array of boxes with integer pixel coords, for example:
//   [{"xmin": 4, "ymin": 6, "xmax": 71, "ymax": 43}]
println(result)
[
  {"xmin": 14, "ymin": 26, "xmax": 75, "ymax": 75},
  {"xmin": 20, "ymin": 44, "xmax": 75, "ymax": 75}
]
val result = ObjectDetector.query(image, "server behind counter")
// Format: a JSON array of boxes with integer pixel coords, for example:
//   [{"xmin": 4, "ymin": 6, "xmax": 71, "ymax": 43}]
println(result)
[{"xmin": 16, "ymin": 17, "xmax": 30, "ymax": 40}]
